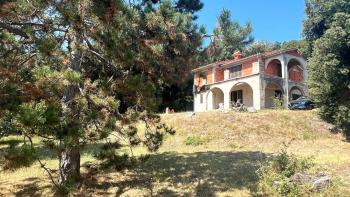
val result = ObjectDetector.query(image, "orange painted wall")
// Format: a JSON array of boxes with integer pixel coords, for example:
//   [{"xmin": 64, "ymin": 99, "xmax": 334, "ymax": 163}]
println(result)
[
  {"xmin": 215, "ymin": 68, "xmax": 224, "ymax": 82},
  {"xmin": 194, "ymin": 73, "xmax": 200, "ymax": 86},
  {"xmin": 265, "ymin": 60, "xmax": 281, "ymax": 76},
  {"xmin": 206, "ymin": 69, "xmax": 213, "ymax": 84},
  {"xmin": 242, "ymin": 61, "xmax": 253, "ymax": 77},
  {"xmin": 289, "ymin": 68, "xmax": 303, "ymax": 81}
]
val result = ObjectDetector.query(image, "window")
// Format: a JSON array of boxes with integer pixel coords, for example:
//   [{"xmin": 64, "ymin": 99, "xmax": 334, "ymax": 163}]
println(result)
[
  {"xmin": 229, "ymin": 65, "xmax": 242, "ymax": 79},
  {"xmin": 200, "ymin": 94, "xmax": 203, "ymax": 104},
  {"xmin": 231, "ymin": 90, "xmax": 243, "ymax": 103}
]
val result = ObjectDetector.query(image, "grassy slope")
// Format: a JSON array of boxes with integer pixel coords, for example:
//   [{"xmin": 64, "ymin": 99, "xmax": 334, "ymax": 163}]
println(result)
[{"xmin": 0, "ymin": 110, "xmax": 349, "ymax": 196}]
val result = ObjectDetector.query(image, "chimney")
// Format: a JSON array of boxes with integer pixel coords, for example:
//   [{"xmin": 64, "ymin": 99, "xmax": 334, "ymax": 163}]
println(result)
[{"xmin": 233, "ymin": 51, "xmax": 242, "ymax": 60}]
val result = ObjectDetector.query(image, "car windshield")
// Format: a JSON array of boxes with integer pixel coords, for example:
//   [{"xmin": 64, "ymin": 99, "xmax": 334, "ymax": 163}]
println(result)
[{"xmin": 296, "ymin": 96, "xmax": 308, "ymax": 101}]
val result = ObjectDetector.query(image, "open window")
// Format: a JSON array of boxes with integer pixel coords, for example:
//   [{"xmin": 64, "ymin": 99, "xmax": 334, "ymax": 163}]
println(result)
[{"xmin": 229, "ymin": 65, "xmax": 242, "ymax": 79}]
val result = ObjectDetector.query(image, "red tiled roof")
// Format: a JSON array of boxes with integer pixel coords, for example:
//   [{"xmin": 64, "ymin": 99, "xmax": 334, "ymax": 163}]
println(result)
[{"xmin": 192, "ymin": 48, "xmax": 300, "ymax": 73}]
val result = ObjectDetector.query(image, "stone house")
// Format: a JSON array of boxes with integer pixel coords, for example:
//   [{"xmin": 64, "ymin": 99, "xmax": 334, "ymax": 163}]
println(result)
[{"xmin": 192, "ymin": 48, "xmax": 308, "ymax": 112}]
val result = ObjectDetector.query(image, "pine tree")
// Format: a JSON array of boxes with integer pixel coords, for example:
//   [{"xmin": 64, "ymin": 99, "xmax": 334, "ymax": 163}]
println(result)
[
  {"xmin": 303, "ymin": 0, "xmax": 350, "ymax": 138},
  {"xmin": 204, "ymin": 9, "xmax": 253, "ymax": 62},
  {"xmin": 0, "ymin": 0, "xmax": 203, "ymax": 190}
]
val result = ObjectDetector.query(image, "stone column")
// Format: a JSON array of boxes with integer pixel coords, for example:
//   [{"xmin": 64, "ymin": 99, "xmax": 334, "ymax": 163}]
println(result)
[
  {"xmin": 258, "ymin": 57, "xmax": 265, "ymax": 109},
  {"xmin": 224, "ymin": 90, "xmax": 231, "ymax": 110},
  {"xmin": 282, "ymin": 55, "xmax": 289, "ymax": 108}
]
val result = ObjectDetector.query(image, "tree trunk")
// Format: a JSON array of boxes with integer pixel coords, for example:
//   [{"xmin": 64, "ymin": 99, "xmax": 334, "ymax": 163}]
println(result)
[
  {"xmin": 58, "ymin": 145, "xmax": 81, "ymax": 185},
  {"xmin": 58, "ymin": 0, "xmax": 85, "ymax": 187}
]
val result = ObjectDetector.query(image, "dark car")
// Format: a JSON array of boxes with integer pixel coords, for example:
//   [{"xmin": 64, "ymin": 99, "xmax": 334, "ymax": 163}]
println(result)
[{"xmin": 288, "ymin": 97, "xmax": 315, "ymax": 110}]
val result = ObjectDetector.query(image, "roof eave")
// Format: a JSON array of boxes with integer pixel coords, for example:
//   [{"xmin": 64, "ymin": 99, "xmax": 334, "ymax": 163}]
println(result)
[{"xmin": 191, "ymin": 48, "xmax": 300, "ymax": 73}]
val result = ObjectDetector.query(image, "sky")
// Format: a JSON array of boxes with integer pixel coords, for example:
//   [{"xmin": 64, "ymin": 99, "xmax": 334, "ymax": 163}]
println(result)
[{"xmin": 197, "ymin": 0, "xmax": 306, "ymax": 45}]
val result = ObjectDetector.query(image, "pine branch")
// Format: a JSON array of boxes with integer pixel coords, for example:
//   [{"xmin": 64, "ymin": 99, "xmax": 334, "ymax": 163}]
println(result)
[
  {"xmin": 0, "ymin": 21, "xmax": 31, "ymax": 39},
  {"xmin": 85, "ymin": 37, "xmax": 128, "ymax": 77},
  {"xmin": 24, "ymin": 134, "xmax": 60, "ymax": 190}
]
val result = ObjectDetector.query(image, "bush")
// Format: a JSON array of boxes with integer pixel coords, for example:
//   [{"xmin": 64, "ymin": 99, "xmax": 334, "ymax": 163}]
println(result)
[
  {"xmin": 257, "ymin": 148, "xmax": 315, "ymax": 196},
  {"xmin": 184, "ymin": 136, "xmax": 210, "ymax": 146},
  {"xmin": 272, "ymin": 96, "xmax": 284, "ymax": 109}
]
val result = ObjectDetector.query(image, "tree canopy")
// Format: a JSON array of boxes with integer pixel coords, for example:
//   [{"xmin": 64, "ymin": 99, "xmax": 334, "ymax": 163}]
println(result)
[
  {"xmin": 0, "ymin": 0, "xmax": 203, "ymax": 190},
  {"xmin": 203, "ymin": 9, "xmax": 253, "ymax": 63},
  {"xmin": 303, "ymin": 0, "xmax": 350, "ymax": 138}
]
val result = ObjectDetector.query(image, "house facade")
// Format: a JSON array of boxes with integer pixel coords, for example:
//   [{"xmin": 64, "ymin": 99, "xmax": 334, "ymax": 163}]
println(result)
[{"xmin": 192, "ymin": 48, "xmax": 308, "ymax": 112}]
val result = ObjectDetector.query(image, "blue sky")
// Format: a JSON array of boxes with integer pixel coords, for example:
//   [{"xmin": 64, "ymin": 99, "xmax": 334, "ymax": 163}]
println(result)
[{"xmin": 197, "ymin": 0, "xmax": 306, "ymax": 45}]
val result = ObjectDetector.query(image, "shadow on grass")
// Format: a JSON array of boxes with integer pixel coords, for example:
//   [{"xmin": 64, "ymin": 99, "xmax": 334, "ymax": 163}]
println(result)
[
  {"xmin": 81, "ymin": 151, "xmax": 269, "ymax": 196},
  {"xmin": 0, "ymin": 138, "xmax": 22, "ymax": 147},
  {"xmin": 139, "ymin": 151, "xmax": 268, "ymax": 196},
  {"xmin": 1, "ymin": 151, "xmax": 269, "ymax": 196},
  {"xmin": 0, "ymin": 139, "xmax": 105, "ymax": 171},
  {"xmin": 7, "ymin": 177, "xmax": 52, "ymax": 197}
]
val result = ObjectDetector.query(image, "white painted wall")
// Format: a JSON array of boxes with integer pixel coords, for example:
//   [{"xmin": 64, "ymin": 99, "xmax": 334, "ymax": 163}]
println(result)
[
  {"xmin": 193, "ymin": 53, "xmax": 308, "ymax": 112},
  {"xmin": 194, "ymin": 75, "xmax": 261, "ymax": 112},
  {"xmin": 206, "ymin": 88, "xmax": 224, "ymax": 110}
]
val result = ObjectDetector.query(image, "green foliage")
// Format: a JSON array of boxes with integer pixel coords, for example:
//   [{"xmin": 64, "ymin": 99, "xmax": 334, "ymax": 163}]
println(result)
[
  {"xmin": 158, "ymin": 76, "xmax": 194, "ymax": 112},
  {"xmin": 203, "ymin": 9, "xmax": 253, "ymax": 63},
  {"xmin": 243, "ymin": 41, "xmax": 279, "ymax": 56},
  {"xmin": 243, "ymin": 40, "xmax": 306, "ymax": 57},
  {"xmin": 184, "ymin": 135, "xmax": 210, "ymax": 146},
  {"xmin": 257, "ymin": 148, "xmax": 315, "ymax": 196},
  {"xmin": 272, "ymin": 96, "xmax": 284, "ymax": 109},
  {"xmin": 94, "ymin": 143, "xmax": 150, "ymax": 170},
  {"xmin": 0, "ymin": 0, "xmax": 199, "ymax": 188},
  {"xmin": 303, "ymin": 0, "xmax": 350, "ymax": 138}
]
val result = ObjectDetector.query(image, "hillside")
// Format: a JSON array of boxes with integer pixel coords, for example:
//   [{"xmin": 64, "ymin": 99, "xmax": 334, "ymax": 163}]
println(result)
[{"xmin": 1, "ymin": 110, "xmax": 350, "ymax": 196}]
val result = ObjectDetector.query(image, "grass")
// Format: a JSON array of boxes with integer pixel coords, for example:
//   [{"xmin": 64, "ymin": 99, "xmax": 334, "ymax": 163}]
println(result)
[
  {"xmin": 184, "ymin": 135, "xmax": 211, "ymax": 146},
  {"xmin": 0, "ymin": 110, "xmax": 350, "ymax": 196}
]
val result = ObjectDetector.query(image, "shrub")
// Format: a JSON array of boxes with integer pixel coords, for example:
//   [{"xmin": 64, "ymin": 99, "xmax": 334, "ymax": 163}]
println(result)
[
  {"xmin": 272, "ymin": 96, "xmax": 284, "ymax": 109},
  {"xmin": 257, "ymin": 148, "xmax": 315, "ymax": 196},
  {"xmin": 184, "ymin": 136, "xmax": 210, "ymax": 146}
]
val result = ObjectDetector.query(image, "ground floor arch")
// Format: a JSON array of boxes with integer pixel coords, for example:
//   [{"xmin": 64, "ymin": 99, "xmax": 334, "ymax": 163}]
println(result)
[
  {"xmin": 230, "ymin": 82, "xmax": 254, "ymax": 108},
  {"xmin": 206, "ymin": 87, "xmax": 224, "ymax": 110},
  {"xmin": 265, "ymin": 82, "xmax": 284, "ymax": 108},
  {"xmin": 289, "ymin": 86, "xmax": 304, "ymax": 100}
]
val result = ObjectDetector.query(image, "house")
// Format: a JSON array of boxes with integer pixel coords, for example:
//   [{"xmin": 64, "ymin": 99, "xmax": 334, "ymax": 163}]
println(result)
[{"xmin": 192, "ymin": 48, "xmax": 308, "ymax": 112}]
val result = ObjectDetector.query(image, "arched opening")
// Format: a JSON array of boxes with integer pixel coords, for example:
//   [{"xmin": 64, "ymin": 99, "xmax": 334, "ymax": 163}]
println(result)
[
  {"xmin": 265, "ymin": 59, "xmax": 282, "ymax": 77},
  {"xmin": 290, "ymin": 86, "xmax": 304, "ymax": 101},
  {"xmin": 265, "ymin": 82, "xmax": 284, "ymax": 108},
  {"xmin": 287, "ymin": 59, "xmax": 304, "ymax": 82},
  {"xmin": 206, "ymin": 87, "xmax": 224, "ymax": 110},
  {"xmin": 230, "ymin": 82, "xmax": 254, "ymax": 108}
]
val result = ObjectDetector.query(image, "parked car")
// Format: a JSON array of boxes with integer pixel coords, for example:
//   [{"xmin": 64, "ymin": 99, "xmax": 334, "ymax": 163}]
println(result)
[{"xmin": 288, "ymin": 97, "xmax": 315, "ymax": 110}]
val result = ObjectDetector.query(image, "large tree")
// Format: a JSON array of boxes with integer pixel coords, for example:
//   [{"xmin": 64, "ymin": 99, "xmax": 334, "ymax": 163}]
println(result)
[
  {"xmin": 204, "ymin": 9, "xmax": 253, "ymax": 63},
  {"xmin": 0, "ymin": 0, "xmax": 203, "ymax": 189},
  {"xmin": 303, "ymin": 0, "xmax": 350, "ymax": 137}
]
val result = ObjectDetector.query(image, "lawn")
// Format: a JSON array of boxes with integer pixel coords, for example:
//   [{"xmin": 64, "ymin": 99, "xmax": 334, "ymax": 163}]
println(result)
[{"xmin": 0, "ymin": 110, "xmax": 349, "ymax": 196}]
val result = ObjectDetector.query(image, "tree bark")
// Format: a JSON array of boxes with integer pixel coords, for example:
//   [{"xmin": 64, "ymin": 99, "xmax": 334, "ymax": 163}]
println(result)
[
  {"xmin": 58, "ymin": 1, "xmax": 85, "ymax": 187},
  {"xmin": 58, "ymin": 145, "xmax": 81, "ymax": 185}
]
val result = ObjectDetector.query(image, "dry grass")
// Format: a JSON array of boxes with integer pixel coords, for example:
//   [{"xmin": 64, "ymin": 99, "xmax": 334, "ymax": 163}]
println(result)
[{"xmin": 0, "ymin": 110, "xmax": 349, "ymax": 196}]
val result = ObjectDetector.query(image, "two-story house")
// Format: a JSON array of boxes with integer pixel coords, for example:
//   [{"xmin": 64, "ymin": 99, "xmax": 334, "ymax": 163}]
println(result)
[{"xmin": 192, "ymin": 48, "xmax": 308, "ymax": 112}]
